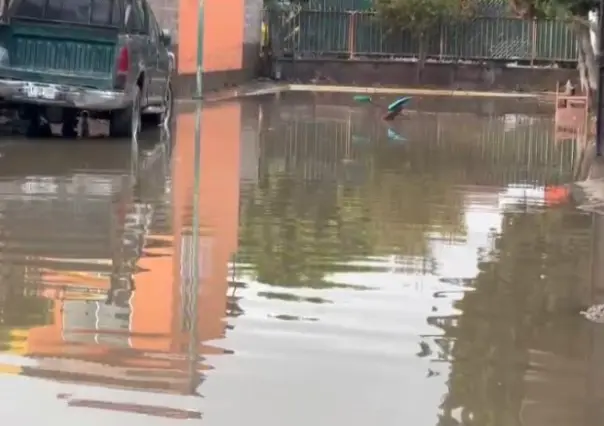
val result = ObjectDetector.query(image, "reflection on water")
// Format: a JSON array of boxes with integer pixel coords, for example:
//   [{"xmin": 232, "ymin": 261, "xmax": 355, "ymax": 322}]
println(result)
[
  {"xmin": 230, "ymin": 99, "xmax": 602, "ymax": 426},
  {"xmin": 1, "ymin": 96, "xmax": 604, "ymax": 425},
  {"xmin": 0, "ymin": 126, "xmax": 208, "ymax": 421}
]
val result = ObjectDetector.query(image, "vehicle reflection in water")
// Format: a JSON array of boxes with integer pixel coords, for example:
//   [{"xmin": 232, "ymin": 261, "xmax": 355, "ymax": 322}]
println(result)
[{"xmin": 0, "ymin": 100, "xmax": 244, "ymax": 422}]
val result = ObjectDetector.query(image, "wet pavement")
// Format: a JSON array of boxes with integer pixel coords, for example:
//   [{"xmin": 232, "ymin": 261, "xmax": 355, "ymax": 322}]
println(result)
[{"xmin": 0, "ymin": 93, "xmax": 602, "ymax": 425}]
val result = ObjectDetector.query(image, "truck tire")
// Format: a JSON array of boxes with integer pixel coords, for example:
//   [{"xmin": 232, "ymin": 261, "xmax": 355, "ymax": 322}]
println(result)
[
  {"xmin": 143, "ymin": 81, "xmax": 173, "ymax": 128},
  {"xmin": 110, "ymin": 85, "xmax": 141, "ymax": 138}
]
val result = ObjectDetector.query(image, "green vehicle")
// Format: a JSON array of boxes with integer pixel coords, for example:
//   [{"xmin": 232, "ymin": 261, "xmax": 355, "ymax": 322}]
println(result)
[{"xmin": 0, "ymin": 0, "xmax": 174, "ymax": 138}]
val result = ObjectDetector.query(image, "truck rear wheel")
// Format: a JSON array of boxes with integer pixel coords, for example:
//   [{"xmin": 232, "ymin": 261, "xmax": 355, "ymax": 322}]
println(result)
[
  {"xmin": 110, "ymin": 86, "xmax": 141, "ymax": 138},
  {"xmin": 142, "ymin": 81, "xmax": 173, "ymax": 128},
  {"xmin": 23, "ymin": 105, "xmax": 51, "ymax": 138},
  {"xmin": 61, "ymin": 109, "xmax": 78, "ymax": 138}
]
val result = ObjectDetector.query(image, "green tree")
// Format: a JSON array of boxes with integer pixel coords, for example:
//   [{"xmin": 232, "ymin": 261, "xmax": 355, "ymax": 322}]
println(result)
[
  {"xmin": 508, "ymin": 0, "xmax": 599, "ymax": 93},
  {"xmin": 373, "ymin": 0, "xmax": 476, "ymax": 81}
]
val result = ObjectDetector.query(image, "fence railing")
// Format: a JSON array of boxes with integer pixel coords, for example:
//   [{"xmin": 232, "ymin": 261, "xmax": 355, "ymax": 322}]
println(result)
[
  {"xmin": 281, "ymin": 0, "xmax": 510, "ymax": 14},
  {"xmin": 262, "ymin": 109, "xmax": 576, "ymax": 185},
  {"xmin": 268, "ymin": 9, "xmax": 578, "ymax": 62}
]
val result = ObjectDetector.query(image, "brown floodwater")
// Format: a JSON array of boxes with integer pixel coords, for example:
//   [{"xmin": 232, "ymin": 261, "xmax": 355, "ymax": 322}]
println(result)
[{"xmin": 0, "ymin": 93, "xmax": 602, "ymax": 425}]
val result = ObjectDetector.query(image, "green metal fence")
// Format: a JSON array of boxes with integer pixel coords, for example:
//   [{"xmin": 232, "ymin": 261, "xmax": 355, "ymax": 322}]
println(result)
[
  {"xmin": 297, "ymin": 0, "xmax": 371, "ymax": 9},
  {"xmin": 290, "ymin": 0, "xmax": 510, "ymax": 14},
  {"xmin": 269, "ymin": 9, "xmax": 577, "ymax": 62}
]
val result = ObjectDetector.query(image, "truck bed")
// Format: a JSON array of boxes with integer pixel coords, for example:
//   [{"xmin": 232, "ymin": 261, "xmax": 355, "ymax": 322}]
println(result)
[{"xmin": 0, "ymin": 20, "xmax": 118, "ymax": 89}]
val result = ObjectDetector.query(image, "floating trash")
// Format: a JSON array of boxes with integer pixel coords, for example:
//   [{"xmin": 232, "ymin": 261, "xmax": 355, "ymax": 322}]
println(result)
[
  {"xmin": 353, "ymin": 95, "xmax": 412, "ymax": 121},
  {"xmin": 387, "ymin": 128, "xmax": 406, "ymax": 142},
  {"xmin": 580, "ymin": 304, "xmax": 604, "ymax": 323},
  {"xmin": 387, "ymin": 96, "xmax": 412, "ymax": 112},
  {"xmin": 353, "ymin": 95, "xmax": 373, "ymax": 104}
]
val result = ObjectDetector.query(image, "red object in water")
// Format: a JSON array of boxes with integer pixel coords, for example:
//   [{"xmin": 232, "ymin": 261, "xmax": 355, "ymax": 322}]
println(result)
[{"xmin": 545, "ymin": 185, "xmax": 570, "ymax": 205}]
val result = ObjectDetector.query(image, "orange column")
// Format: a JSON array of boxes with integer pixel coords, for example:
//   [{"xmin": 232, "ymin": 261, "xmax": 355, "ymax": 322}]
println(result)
[
  {"xmin": 172, "ymin": 103, "xmax": 241, "ymax": 350},
  {"xmin": 178, "ymin": 0, "xmax": 245, "ymax": 74},
  {"xmin": 25, "ymin": 301, "xmax": 64, "ymax": 357},
  {"xmin": 130, "ymin": 242, "xmax": 177, "ymax": 353},
  {"xmin": 198, "ymin": 103, "xmax": 241, "ymax": 347}
]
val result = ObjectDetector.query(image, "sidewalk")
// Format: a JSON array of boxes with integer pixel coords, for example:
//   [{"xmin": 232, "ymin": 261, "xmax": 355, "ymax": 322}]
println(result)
[
  {"xmin": 175, "ymin": 80, "xmax": 555, "ymax": 104},
  {"xmin": 287, "ymin": 84, "xmax": 553, "ymax": 99}
]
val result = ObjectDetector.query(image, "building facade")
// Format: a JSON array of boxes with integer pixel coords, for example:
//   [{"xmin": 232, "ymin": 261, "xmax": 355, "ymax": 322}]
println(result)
[{"xmin": 145, "ymin": 0, "xmax": 263, "ymax": 96}]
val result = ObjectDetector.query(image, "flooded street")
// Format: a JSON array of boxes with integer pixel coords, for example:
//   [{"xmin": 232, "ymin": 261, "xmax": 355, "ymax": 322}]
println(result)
[{"xmin": 0, "ymin": 93, "xmax": 602, "ymax": 425}]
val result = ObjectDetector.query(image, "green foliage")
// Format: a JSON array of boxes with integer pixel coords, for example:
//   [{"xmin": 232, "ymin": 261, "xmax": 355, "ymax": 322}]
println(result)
[
  {"xmin": 552, "ymin": 0, "xmax": 598, "ymax": 15},
  {"xmin": 373, "ymin": 0, "xmax": 476, "ymax": 34},
  {"xmin": 508, "ymin": 0, "xmax": 598, "ymax": 18},
  {"xmin": 263, "ymin": 0, "xmax": 310, "ymax": 10}
]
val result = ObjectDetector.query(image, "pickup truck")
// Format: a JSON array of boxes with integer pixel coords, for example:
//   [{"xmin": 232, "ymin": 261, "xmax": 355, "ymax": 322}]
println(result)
[{"xmin": 0, "ymin": 0, "xmax": 174, "ymax": 138}]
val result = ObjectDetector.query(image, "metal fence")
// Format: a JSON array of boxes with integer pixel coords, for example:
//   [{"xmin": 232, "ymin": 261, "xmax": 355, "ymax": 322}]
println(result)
[
  {"xmin": 268, "ymin": 9, "xmax": 577, "ymax": 62},
  {"xmin": 260, "ymin": 106, "xmax": 577, "ymax": 186},
  {"xmin": 292, "ymin": 0, "xmax": 510, "ymax": 14}
]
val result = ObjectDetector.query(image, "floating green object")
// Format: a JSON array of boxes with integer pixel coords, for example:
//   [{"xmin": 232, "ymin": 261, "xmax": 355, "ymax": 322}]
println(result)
[
  {"xmin": 353, "ymin": 95, "xmax": 373, "ymax": 103},
  {"xmin": 353, "ymin": 95, "xmax": 413, "ymax": 110},
  {"xmin": 354, "ymin": 94, "xmax": 411, "ymax": 122},
  {"xmin": 387, "ymin": 96, "xmax": 412, "ymax": 112}
]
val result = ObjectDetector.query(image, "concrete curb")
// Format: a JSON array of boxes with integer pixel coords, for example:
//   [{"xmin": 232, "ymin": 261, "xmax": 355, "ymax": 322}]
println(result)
[
  {"xmin": 174, "ymin": 81, "xmax": 555, "ymax": 105},
  {"xmin": 286, "ymin": 84, "xmax": 553, "ymax": 99},
  {"xmin": 176, "ymin": 82, "xmax": 287, "ymax": 105}
]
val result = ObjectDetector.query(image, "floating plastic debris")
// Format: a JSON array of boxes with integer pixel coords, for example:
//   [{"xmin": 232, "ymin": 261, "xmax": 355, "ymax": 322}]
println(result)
[
  {"xmin": 387, "ymin": 128, "xmax": 406, "ymax": 142},
  {"xmin": 353, "ymin": 95, "xmax": 412, "ymax": 121},
  {"xmin": 580, "ymin": 304, "xmax": 604, "ymax": 323}
]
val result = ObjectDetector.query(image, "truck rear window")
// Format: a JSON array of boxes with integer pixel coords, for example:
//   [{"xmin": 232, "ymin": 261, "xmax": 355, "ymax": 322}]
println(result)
[{"xmin": 13, "ymin": 0, "xmax": 120, "ymax": 26}]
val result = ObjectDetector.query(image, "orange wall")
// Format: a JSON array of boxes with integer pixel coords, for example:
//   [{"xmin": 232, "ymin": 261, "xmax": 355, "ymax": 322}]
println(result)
[
  {"xmin": 130, "ymin": 237, "xmax": 176, "ymax": 353},
  {"xmin": 178, "ymin": 0, "xmax": 244, "ymax": 74},
  {"xmin": 26, "ymin": 103, "xmax": 242, "ymax": 366},
  {"xmin": 172, "ymin": 103, "xmax": 241, "ymax": 348}
]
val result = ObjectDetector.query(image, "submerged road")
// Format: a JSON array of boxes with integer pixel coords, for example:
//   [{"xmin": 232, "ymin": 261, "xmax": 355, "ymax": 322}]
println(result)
[{"xmin": 0, "ymin": 93, "xmax": 602, "ymax": 425}]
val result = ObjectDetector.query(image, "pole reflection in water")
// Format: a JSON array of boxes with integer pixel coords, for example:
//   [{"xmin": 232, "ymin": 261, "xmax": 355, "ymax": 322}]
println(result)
[
  {"xmin": 181, "ymin": 99, "xmax": 202, "ymax": 393},
  {"xmin": 172, "ymin": 98, "xmax": 242, "ymax": 398},
  {"xmin": 180, "ymin": 231, "xmax": 201, "ymax": 395}
]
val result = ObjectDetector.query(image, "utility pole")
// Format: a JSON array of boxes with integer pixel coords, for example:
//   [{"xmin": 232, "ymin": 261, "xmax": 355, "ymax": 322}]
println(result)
[{"xmin": 597, "ymin": 0, "xmax": 604, "ymax": 156}]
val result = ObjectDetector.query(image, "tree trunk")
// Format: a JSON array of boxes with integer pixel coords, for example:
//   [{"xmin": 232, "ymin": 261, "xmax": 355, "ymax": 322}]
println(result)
[
  {"xmin": 577, "ymin": 42, "xmax": 589, "ymax": 94},
  {"xmin": 573, "ymin": 20, "xmax": 598, "ymax": 94}
]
